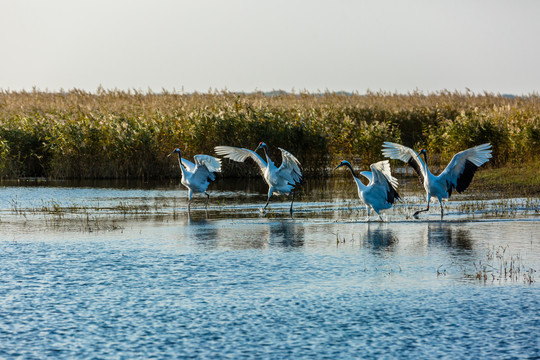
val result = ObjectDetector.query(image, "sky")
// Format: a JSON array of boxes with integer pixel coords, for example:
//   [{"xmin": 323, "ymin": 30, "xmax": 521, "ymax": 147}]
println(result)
[{"xmin": 1, "ymin": 0, "xmax": 539, "ymax": 94}]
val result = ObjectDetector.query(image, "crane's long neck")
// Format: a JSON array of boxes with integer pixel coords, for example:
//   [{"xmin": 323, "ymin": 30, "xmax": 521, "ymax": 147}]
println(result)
[
  {"xmin": 176, "ymin": 153, "xmax": 187, "ymax": 177},
  {"xmin": 422, "ymin": 151, "xmax": 431, "ymax": 175},
  {"xmin": 343, "ymin": 162, "xmax": 359, "ymax": 179},
  {"xmin": 342, "ymin": 163, "xmax": 366, "ymax": 191},
  {"xmin": 262, "ymin": 146, "xmax": 272, "ymax": 165}
]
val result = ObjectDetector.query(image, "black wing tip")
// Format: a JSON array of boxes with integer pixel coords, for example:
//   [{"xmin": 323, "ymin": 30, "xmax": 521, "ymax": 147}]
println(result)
[
  {"xmin": 455, "ymin": 159, "xmax": 479, "ymax": 193},
  {"xmin": 446, "ymin": 181, "xmax": 453, "ymax": 198},
  {"xmin": 207, "ymin": 170, "xmax": 217, "ymax": 181},
  {"xmin": 407, "ymin": 158, "xmax": 424, "ymax": 184},
  {"xmin": 445, "ymin": 159, "xmax": 479, "ymax": 196},
  {"xmin": 386, "ymin": 187, "xmax": 400, "ymax": 204},
  {"xmin": 289, "ymin": 175, "xmax": 304, "ymax": 187},
  {"xmin": 383, "ymin": 175, "xmax": 401, "ymax": 204}
]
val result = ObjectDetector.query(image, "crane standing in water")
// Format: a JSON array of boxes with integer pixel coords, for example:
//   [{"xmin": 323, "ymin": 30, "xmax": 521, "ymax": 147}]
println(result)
[
  {"xmin": 335, "ymin": 160, "xmax": 401, "ymax": 221},
  {"xmin": 382, "ymin": 142, "xmax": 492, "ymax": 218},
  {"xmin": 168, "ymin": 148, "xmax": 222, "ymax": 212},
  {"xmin": 215, "ymin": 142, "xmax": 303, "ymax": 214}
]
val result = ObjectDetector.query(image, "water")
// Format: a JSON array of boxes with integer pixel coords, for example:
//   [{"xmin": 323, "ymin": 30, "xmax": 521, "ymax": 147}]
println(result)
[{"xmin": 1, "ymin": 178, "xmax": 539, "ymax": 358}]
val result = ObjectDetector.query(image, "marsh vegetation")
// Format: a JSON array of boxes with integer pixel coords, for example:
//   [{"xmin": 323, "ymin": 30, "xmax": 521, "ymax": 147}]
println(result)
[{"xmin": 0, "ymin": 90, "xmax": 538, "ymax": 181}]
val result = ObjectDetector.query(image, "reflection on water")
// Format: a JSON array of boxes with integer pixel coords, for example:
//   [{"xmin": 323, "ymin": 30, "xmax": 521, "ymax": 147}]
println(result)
[
  {"xmin": 183, "ymin": 218, "xmax": 220, "ymax": 250},
  {"xmin": 181, "ymin": 218, "xmax": 305, "ymax": 250},
  {"xmin": 267, "ymin": 221, "xmax": 305, "ymax": 248},
  {"xmin": 361, "ymin": 223, "xmax": 399, "ymax": 251},
  {"xmin": 424, "ymin": 223, "xmax": 473, "ymax": 250}
]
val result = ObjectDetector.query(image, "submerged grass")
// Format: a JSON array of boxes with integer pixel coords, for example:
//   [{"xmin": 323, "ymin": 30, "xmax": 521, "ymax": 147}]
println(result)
[
  {"xmin": 469, "ymin": 245, "xmax": 536, "ymax": 284},
  {"xmin": 0, "ymin": 89, "xmax": 539, "ymax": 179},
  {"xmin": 437, "ymin": 244, "xmax": 537, "ymax": 285}
]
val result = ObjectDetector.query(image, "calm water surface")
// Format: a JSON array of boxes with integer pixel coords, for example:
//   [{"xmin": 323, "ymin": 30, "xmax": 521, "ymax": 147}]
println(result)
[{"xmin": 0, "ymin": 179, "xmax": 539, "ymax": 358}]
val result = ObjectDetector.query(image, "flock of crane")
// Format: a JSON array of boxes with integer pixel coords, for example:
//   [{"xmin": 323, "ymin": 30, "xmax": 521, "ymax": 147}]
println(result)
[{"xmin": 168, "ymin": 141, "xmax": 492, "ymax": 220}]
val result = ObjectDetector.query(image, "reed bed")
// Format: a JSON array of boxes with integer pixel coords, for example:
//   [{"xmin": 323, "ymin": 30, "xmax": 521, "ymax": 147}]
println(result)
[{"xmin": 0, "ymin": 89, "xmax": 539, "ymax": 179}]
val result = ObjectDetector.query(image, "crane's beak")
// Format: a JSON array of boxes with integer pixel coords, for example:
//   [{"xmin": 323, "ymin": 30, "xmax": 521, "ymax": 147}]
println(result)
[
  {"xmin": 254, "ymin": 144, "xmax": 261, "ymax": 152},
  {"xmin": 334, "ymin": 163, "xmax": 344, "ymax": 171}
]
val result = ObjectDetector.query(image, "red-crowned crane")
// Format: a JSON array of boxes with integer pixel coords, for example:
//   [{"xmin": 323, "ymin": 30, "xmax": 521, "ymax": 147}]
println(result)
[
  {"xmin": 168, "ymin": 148, "xmax": 221, "ymax": 212},
  {"xmin": 335, "ymin": 160, "xmax": 401, "ymax": 221},
  {"xmin": 382, "ymin": 142, "xmax": 492, "ymax": 218},
  {"xmin": 215, "ymin": 142, "xmax": 302, "ymax": 214}
]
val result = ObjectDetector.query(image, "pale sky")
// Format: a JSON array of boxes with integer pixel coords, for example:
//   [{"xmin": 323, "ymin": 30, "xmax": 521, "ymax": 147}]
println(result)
[{"xmin": 1, "ymin": 0, "xmax": 539, "ymax": 94}]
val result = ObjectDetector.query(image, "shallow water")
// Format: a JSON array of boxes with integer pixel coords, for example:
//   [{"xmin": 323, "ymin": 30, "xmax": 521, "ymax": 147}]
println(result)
[{"xmin": 0, "ymin": 178, "xmax": 539, "ymax": 358}]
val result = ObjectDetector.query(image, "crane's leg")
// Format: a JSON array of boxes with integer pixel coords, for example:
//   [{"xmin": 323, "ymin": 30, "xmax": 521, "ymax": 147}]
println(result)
[
  {"xmin": 438, "ymin": 198, "xmax": 444, "ymax": 218},
  {"xmin": 365, "ymin": 206, "xmax": 371, "ymax": 222},
  {"xmin": 289, "ymin": 190, "xmax": 295, "ymax": 215},
  {"xmin": 413, "ymin": 194, "xmax": 431, "ymax": 219},
  {"xmin": 187, "ymin": 189, "xmax": 193, "ymax": 214},
  {"xmin": 376, "ymin": 210, "xmax": 384, "ymax": 222},
  {"xmin": 262, "ymin": 188, "xmax": 273, "ymax": 213},
  {"xmin": 205, "ymin": 192, "xmax": 210, "ymax": 210}
]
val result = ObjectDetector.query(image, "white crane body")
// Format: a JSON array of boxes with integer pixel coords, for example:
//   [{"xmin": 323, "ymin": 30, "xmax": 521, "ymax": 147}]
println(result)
[
  {"xmin": 215, "ymin": 142, "xmax": 302, "ymax": 213},
  {"xmin": 336, "ymin": 160, "xmax": 400, "ymax": 221},
  {"xmin": 169, "ymin": 149, "xmax": 221, "ymax": 212},
  {"xmin": 382, "ymin": 142, "xmax": 492, "ymax": 217}
]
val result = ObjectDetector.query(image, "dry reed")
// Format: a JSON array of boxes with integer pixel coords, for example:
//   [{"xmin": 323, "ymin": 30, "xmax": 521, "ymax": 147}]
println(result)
[{"xmin": 1, "ymin": 89, "xmax": 538, "ymax": 179}]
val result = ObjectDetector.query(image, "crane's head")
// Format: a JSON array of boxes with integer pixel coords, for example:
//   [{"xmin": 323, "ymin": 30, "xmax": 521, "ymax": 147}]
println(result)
[
  {"xmin": 334, "ymin": 160, "xmax": 351, "ymax": 171},
  {"xmin": 168, "ymin": 148, "xmax": 181, "ymax": 157},
  {"xmin": 419, "ymin": 148, "xmax": 427, "ymax": 155},
  {"xmin": 255, "ymin": 142, "xmax": 267, "ymax": 152}
]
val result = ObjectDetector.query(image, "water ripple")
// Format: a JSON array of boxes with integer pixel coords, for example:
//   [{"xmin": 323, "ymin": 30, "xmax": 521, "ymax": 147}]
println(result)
[{"xmin": 1, "ymin": 183, "xmax": 539, "ymax": 358}]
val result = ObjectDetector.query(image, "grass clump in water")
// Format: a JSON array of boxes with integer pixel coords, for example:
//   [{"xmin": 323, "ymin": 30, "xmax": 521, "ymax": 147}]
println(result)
[{"xmin": 458, "ymin": 245, "xmax": 537, "ymax": 284}]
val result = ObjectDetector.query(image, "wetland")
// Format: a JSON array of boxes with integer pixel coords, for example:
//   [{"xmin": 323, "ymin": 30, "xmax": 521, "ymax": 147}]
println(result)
[
  {"xmin": 1, "ymin": 90, "xmax": 539, "ymax": 357},
  {"xmin": 1, "ymin": 176, "xmax": 539, "ymax": 358}
]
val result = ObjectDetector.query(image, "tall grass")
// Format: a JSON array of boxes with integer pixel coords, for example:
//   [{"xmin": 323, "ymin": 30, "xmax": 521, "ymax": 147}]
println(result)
[{"xmin": 0, "ymin": 89, "xmax": 538, "ymax": 179}]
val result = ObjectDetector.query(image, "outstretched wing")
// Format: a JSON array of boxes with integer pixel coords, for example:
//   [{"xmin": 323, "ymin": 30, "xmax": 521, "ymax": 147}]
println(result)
[
  {"xmin": 370, "ymin": 160, "xmax": 398, "ymax": 190},
  {"xmin": 439, "ymin": 143, "xmax": 492, "ymax": 195},
  {"xmin": 277, "ymin": 148, "xmax": 303, "ymax": 185},
  {"xmin": 194, "ymin": 155, "xmax": 222, "ymax": 173},
  {"xmin": 370, "ymin": 161, "xmax": 401, "ymax": 204},
  {"xmin": 180, "ymin": 158, "xmax": 196, "ymax": 172},
  {"xmin": 382, "ymin": 142, "xmax": 426, "ymax": 184},
  {"xmin": 359, "ymin": 171, "xmax": 373, "ymax": 185},
  {"xmin": 214, "ymin": 146, "xmax": 267, "ymax": 173},
  {"xmin": 190, "ymin": 164, "xmax": 216, "ymax": 183}
]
